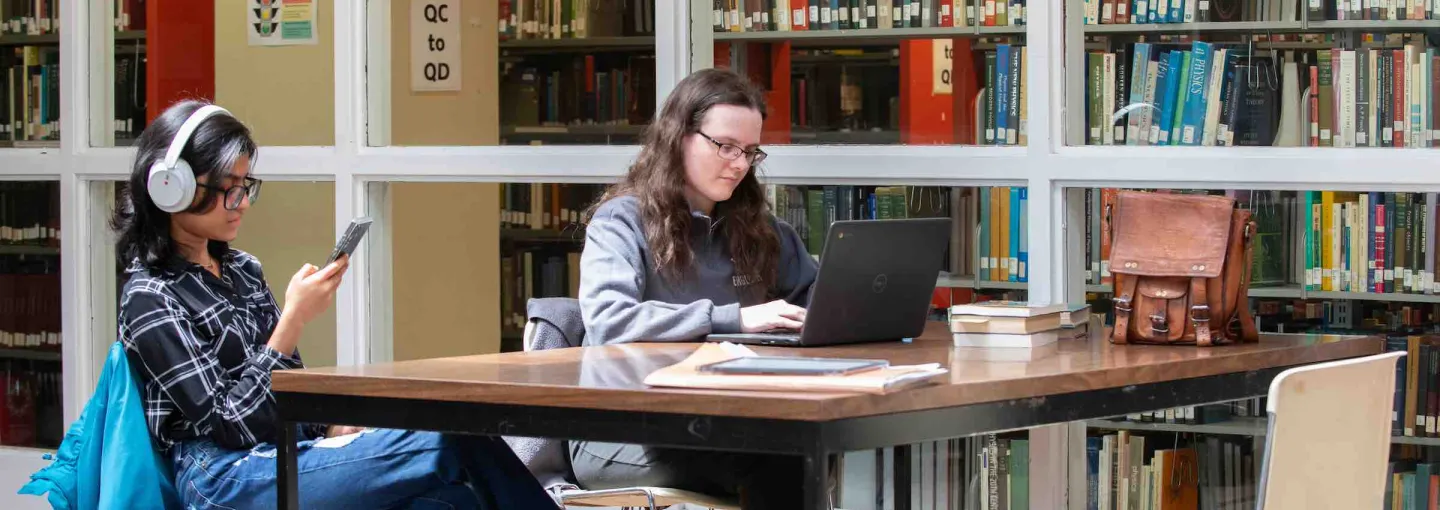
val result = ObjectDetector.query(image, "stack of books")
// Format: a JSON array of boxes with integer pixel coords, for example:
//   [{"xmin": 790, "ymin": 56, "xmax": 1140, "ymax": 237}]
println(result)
[{"xmin": 949, "ymin": 301, "xmax": 1074, "ymax": 348}]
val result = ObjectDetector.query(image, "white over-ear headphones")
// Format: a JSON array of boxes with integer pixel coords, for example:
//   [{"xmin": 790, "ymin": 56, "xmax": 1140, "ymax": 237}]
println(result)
[{"xmin": 147, "ymin": 104, "xmax": 233, "ymax": 213}]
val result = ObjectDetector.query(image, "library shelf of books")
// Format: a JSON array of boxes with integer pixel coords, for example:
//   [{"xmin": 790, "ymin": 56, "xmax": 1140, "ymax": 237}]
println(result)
[
  {"xmin": 1063, "ymin": 0, "xmax": 1440, "ymax": 507},
  {"xmin": 1, "ymin": 1, "xmax": 145, "ymax": 148},
  {"xmin": 0, "ymin": 180, "xmax": 63, "ymax": 450},
  {"xmin": 499, "ymin": 0, "xmax": 1027, "ymax": 147}
]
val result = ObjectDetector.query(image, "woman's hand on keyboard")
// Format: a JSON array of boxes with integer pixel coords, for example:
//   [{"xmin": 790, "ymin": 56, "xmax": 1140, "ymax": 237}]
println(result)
[{"xmin": 740, "ymin": 300, "xmax": 807, "ymax": 333}]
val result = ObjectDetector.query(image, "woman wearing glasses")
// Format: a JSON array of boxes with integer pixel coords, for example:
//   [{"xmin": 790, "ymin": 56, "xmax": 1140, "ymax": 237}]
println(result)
[
  {"xmin": 111, "ymin": 100, "xmax": 555, "ymax": 509},
  {"xmin": 572, "ymin": 69, "xmax": 817, "ymax": 507}
]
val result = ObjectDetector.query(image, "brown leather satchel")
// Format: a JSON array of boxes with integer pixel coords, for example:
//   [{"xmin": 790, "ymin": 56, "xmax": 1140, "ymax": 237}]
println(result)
[{"xmin": 1108, "ymin": 191, "xmax": 1260, "ymax": 346}]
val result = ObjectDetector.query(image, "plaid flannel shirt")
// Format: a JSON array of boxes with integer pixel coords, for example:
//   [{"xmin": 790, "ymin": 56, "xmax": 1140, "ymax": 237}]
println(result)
[{"xmin": 119, "ymin": 249, "xmax": 326, "ymax": 452}]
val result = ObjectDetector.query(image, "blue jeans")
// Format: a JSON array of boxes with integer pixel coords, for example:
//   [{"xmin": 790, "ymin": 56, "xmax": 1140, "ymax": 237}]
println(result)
[{"xmin": 171, "ymin": 428, "xmax": 556, "ymax": 509}]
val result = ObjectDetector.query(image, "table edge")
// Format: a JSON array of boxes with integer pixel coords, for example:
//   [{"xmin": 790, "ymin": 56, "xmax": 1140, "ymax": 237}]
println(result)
[{"xmin": 271, "ymin": 335, "xmax": 1384, "ymax": 422}]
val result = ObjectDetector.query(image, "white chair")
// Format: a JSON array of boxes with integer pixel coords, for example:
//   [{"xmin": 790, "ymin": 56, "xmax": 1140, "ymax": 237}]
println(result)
[{"xmin": 1254, "ymin": 350, "xmax": 1405, "ymax": 510}]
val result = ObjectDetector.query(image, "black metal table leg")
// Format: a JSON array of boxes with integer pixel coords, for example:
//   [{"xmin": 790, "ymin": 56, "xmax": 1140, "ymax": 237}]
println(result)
[
  {"xmin": 277, "ymin": 422, "xmax": 299, "ymax": 509},
  {"xmin": 803, "ymin": 449, "xmax": 831, "ymax": 509},
  {"xmin": 894, "ymin": 444, "xmax": 912, "ymax": 510}
]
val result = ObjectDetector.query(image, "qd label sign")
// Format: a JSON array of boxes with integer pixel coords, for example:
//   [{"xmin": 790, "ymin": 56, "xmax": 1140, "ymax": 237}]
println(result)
[{"xmin": 411, "ymin": 1, "xmax": 461, "ymax": 91}]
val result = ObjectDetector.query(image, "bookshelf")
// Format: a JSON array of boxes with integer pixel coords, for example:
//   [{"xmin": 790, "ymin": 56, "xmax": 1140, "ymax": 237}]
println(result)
[
  {"xmin": 0, "ymin": 245, "xmax": 58, "ymax": 256},
  {"xmin": 0, "ymin": 348, "xmax": 59, "ymax": 363},
  {"xmin": 109, "ymin": 0, "xmax": 148, "ymax": 147},
  {"xmin": 0, "ymin": 3, "xmax": 147, "ymax": 148},
  {"xmin": 1072, "ymin": 0, "xmax": 1440, "ymax": 150},
  {"xmin": 499, "ymin": 35, "xmax": 656, "ymax": 49},
  {"xmin": 709, "ymin": 1, "xmax": 1029, "ymax": 147},
  {"xmin": 0, "ymin": 33, "xmax": 57, "ymax": 45},
  {"xmin": 0, "ymin": 21, "xmax": 60, "ymax": 146},
  {"xmin": 715, "ymin": 25, "xmax": 996, "ymax": 41},
  {"xmin": 0, "ymin": 180, "xmax": 63, "ymax": 451},
  {"xmin": 497, "ymin": 0, "xmax": 658, "ymax": 147},
  {"xmin": 1089, "ymin": 416, "xmax": 1440, "ymax": 447},
  {"xmin": 495, "ymin": 183, "xmax": 605, "ymax": 351},
  {"xmin": 1063, "ymin": 0, "xmax": 1440, "ymax": 506}
]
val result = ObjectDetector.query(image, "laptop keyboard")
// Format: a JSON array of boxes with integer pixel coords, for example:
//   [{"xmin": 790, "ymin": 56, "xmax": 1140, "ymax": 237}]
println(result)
[
  {"xmin": 709, "ymin": 331, "xmax": 803, "ymax": 345},
  {"xmin": 725, "ymin": 332, "xmax": 800, "ymax": 341}
]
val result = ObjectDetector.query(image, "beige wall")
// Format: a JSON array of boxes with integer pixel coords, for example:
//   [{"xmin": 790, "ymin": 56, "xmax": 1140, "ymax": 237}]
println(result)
[
  {"xmin": 215, "ymin": 1, "xmax": 338, "ymax": 365},
  {"xmin": 232, "ymin": 182, "xmax": 338, "ymax": 368},
  {"xmin": 390, "ymin": 0, "xmax": 498, "ymax": 145},
  {"xmin": 386, "ymin": 1, "xmax": 503, "ymax": 359},
  {"xmin": 390, "ymin": 183, "xmax": 501, "ymax": 360},
  {"xmin": 214, "ymin": 0, "xmax": 335, "ymax": 146},
  {"xmin": 211, "ymin": 1, "xmax": 504, "ymax": 363}
]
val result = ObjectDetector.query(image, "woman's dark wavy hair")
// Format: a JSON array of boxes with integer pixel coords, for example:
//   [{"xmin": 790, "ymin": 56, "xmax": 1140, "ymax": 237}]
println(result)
[
  {"xmin": 591, "ymin": 68, "xmax": 779, "ymax": 300},
  {"xmin": 111, "ymin": 99, "xmax": 258, "ymax": 271}
]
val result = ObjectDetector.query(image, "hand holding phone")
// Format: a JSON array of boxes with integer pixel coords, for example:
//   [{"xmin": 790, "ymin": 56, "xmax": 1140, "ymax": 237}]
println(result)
[{"xmin": 327, "ymin": 217, "xmax": 373, "ymax": 267}]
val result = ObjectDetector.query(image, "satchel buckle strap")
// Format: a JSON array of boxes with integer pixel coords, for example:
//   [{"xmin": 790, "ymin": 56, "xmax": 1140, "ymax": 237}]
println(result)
[
  {"xmin": 1113, "ymin": 296, "xmax": 1132, "ymax": 314},
  {"xmin": 1190, "ymin": 304, "xmax": 1211, "ymax": 323},
  {"xmin": 1192, "ymin": 303, "xmax": 1213, "ymax": 346},
  {"xmin": 1149, "ymin": 313, "xmax": 1168, "ymax": 335},
  {"xmin": 1111, "ymin": 292, "xmax": 1134, "ymax": 344}
]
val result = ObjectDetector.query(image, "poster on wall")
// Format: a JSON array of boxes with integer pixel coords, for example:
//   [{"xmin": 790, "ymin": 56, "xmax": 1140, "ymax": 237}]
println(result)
[{"xmin": 248, "ymin": 0, "xmax": 319, "ymax": 46}]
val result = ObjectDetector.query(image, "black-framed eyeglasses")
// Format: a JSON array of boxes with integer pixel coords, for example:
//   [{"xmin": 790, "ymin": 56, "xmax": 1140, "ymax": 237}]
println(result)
[
  {"xmin": 199, "ymin": 176, "xmax": 262, "ymax": 211},
  {"xmin": 697, "ymin": 132, "xmax": 767, "ymax": 167}
]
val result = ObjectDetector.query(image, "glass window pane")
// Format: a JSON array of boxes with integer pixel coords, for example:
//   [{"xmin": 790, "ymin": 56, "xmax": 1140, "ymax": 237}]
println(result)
[
  {"xmin": 1065, "ymin": 0, "xmax": 1440, "ymax": 148},
  {"xmin": 0, "ymin": 180, "xmax": 63, "ymax": 449},
  {"xmin": 387, "ymin": 182, "xmax": 508, "ymax": 359},
  {"xmin": 231, "ymin": 181, "xmax": 338, "ymax": 367},
  {"xmin": 369, "ymin": 0, "xmax": 658, "ymax": 146},
  {"xmin": 111, "ymin": 180, "xmax": 339, "ymax": 369},
  {"xmin": 0, "ymin": 5, "xmax": 60, "ymax": 148},
  {"xmin": 1069, "ymin": 185, "xmax": 1440, "ymax": 509},
  {"xmin": 703, "ymin": 1, "xmax": 1028, "ymax": 146},
  {"xmin": 103, "ymin": 1, "xmax": 334, "ymax": 147}
]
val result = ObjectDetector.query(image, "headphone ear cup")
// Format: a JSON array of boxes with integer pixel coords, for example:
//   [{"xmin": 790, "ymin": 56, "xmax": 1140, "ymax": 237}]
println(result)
[{"xmin": 147, "ymin": 159, "xmax": 197, "ymax": 214}]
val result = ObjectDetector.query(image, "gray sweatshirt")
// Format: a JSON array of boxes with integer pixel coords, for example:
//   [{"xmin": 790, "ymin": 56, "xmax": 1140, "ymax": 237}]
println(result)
[{"xmin": 577, "ymin": 195, "xmax": 818, "ymax": 345}]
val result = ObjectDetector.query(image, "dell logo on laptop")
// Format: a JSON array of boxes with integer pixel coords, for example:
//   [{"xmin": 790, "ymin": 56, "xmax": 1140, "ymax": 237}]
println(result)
[{"xmin": 872, "ymin": 274, "xmax": 888, "ymax": 294}]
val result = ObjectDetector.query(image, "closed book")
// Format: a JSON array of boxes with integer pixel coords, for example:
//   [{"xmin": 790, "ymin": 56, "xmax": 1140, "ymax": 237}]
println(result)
[
  {"xmin": 952, "ymin": 330, "xmax": 1060, "ymax": 349},
  {"xmin": 950, "ymin": 312, "xmax": 1062, "ymax": 335},
  {"xmin": 1062, "ymin": 304, "xmax": 1091, "ymax": 328},
  {"xmin": 950, "ymin": 300, "xmax": 1065, "ymax": 317}
]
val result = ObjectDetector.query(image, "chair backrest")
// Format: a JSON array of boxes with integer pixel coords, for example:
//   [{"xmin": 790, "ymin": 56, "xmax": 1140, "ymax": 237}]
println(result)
[
  {"xmin": 524, "ymin": 297, "xmax": 584, "ymax": 351},
  {"xmin": 506, "ymin": 297, "xmax": 585, "ymax": 492},
  {"xmin": 1255, "ymin": 350, "xmax": 1404, "ymax": 510}
]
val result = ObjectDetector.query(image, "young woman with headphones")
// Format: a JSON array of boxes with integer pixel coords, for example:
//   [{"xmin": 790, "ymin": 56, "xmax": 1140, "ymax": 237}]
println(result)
[{"xmin": 112, "ymin": 100, "xmax": 556, "ymax": 508}]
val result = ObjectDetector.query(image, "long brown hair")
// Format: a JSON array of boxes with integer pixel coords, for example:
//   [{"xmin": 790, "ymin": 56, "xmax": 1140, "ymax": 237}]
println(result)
[{"xmin": 592, "ymin": 68, "xmax": 779, "ymax": 299}]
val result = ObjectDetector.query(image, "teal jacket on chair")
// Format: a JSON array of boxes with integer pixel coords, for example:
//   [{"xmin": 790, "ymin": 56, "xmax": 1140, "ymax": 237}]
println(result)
[{"xmin": 17, "ymin": 342, "xmax": 180, "ymax": 509}]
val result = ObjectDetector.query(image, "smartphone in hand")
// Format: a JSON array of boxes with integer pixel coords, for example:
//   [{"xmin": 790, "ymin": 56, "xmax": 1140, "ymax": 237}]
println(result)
[{"xmin": 326, "ymin": 217, "xmax": 373, "ymax": 266}]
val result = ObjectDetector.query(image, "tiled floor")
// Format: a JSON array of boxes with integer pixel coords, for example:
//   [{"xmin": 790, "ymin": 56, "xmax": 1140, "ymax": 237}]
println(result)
[{"xmin": 1, "ymin": 448, "xmax": 52, "ymax": 510}]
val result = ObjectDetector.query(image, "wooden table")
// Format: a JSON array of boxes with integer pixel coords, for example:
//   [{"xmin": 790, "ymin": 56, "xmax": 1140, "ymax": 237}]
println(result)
[{"xmin": 271, "ymin": 323, "xmax": 1381, "ymax": 509}]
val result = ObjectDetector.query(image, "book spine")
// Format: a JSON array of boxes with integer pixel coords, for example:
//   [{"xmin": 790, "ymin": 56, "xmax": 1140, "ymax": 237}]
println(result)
[
  {"xmin": 998, "ymin": 44, "xmax": 1011, "ymax": 146},
  {"xmin": 1127, "ymin": 43, "xmax": 1150, "ymax": 145},
  {"xmin": 1170, "ymin": 51, "xmax": 1192, "ymax": 145}
]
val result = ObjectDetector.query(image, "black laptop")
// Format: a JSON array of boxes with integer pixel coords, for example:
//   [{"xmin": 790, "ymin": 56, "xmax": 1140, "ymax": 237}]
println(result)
[{"xmin": 706, "ymin": 217, "xmax": 953, "ymax": 347}]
